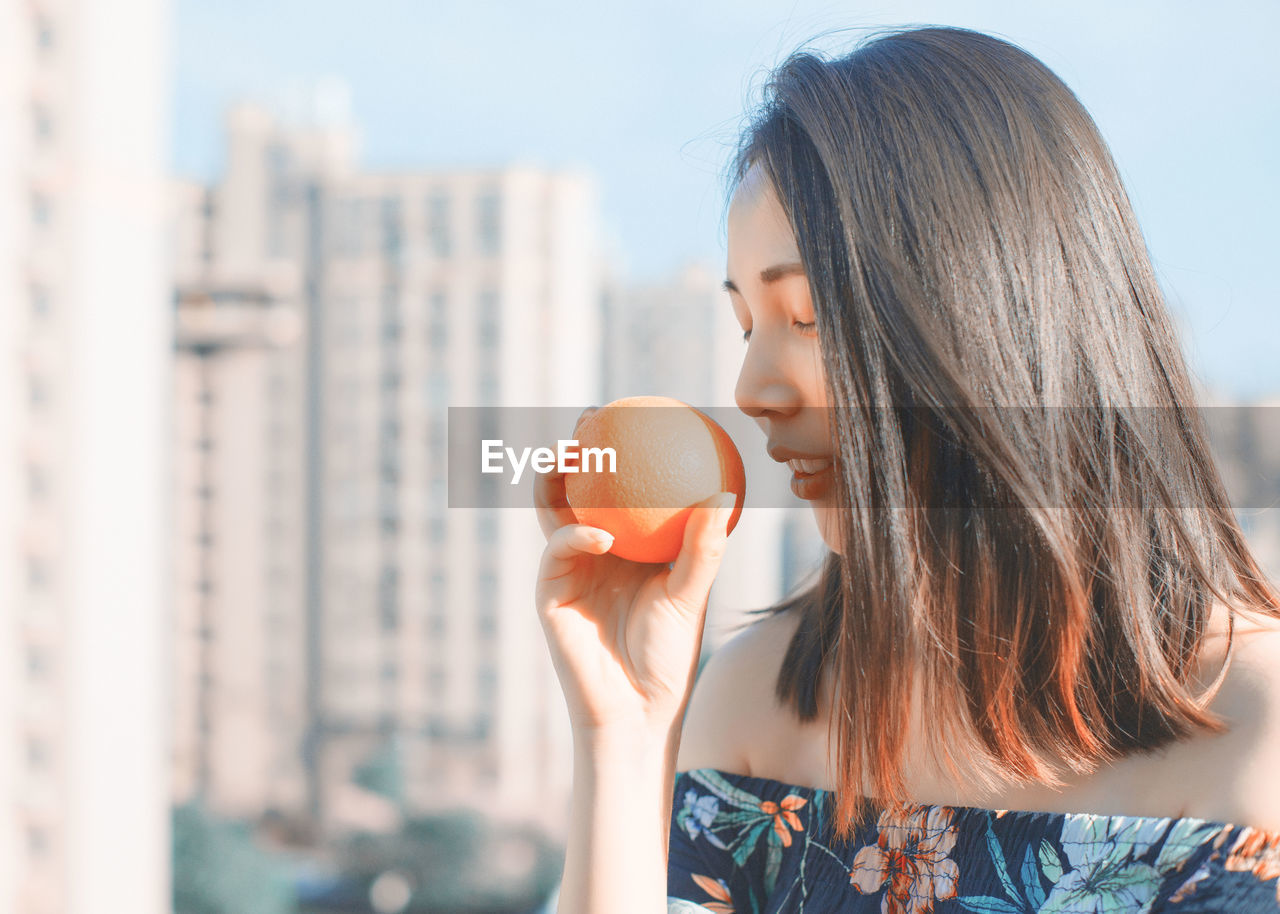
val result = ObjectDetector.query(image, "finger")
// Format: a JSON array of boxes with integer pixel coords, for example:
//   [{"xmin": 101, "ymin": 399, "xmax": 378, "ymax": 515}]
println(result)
[
  {"xmin": 534, "ymin": 468, "xmax": 578, "ymax": 539},
  {"xmin": 533, "ymin": 407, "xmax": 600, "ymax": 539},
  {"xmin": 665, "ymin": 492, "xmax": 738, "ymax": 613},
  {"xmin": 537, "ymin": 523, "xmax": 615, "ymax": 594}
]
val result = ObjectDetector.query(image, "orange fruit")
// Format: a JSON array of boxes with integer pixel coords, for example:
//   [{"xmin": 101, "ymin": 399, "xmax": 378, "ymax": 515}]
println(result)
[{"xmin": 564, "ymin": 396, "xmax": 746, "ymax": 564}]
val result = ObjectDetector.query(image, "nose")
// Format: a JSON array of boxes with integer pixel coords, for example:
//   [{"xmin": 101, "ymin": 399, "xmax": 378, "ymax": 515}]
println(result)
[{"xmin": 734, "ymin": 336, "xmax": 803, "ymax": 421}]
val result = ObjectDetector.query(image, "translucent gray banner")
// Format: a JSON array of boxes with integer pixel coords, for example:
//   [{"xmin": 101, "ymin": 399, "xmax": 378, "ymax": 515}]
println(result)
[{"xmin": 445, "ymin": 405, "xmax": 1280, "ymax": 510}]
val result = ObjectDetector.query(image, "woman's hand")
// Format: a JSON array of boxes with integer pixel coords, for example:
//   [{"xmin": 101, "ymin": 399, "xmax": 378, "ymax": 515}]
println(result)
[{"xmin": 533, "ymin": 407, "xmax": 739, "ymax": 735}]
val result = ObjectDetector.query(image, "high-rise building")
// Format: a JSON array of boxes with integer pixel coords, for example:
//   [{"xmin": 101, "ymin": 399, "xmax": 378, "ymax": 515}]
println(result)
[
  {"xmin": 0, "ymin": 0, "xmax": 171, "ymax": 911},
  {"xmin": 171, "ymin": 95, "xmax": 602, "ymax": 841},
  {"xmin": 171, "ymin": 282, "xmax": 306, "ymax": 821}
]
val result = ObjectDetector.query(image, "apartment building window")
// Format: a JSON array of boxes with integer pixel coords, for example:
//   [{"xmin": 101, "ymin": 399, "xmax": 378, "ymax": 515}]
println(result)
[
  {"xmin": 359, "ymin": 198, "xmax": 378, "ymax": 256},
  {"xmin": 380, "ymin": 461, "xmax": 399, "ymax": 495},
  {"xmin": 477, "ymin": 288, "xmax": 500, "ymax": 350},
  {"xmin": 477, "ymin": 665, "xmax": 497, "ymax": 702},
  {"xmin": 380, "ymin": 661, "xmax": 398, "ymax": 687},
  {"xmin": 427, "ymin": 371, "xmax": 449, "ymax": 411},
  {"xmin": 31, "ymin": 284, "xmax": 50, "ymax": 318},
  {"xmin": 428, "ymin": 666, "xmax": 446, "ymax": 696},
  {"xmin": 428, "ymin": 290, "xmax": 447, "ymax": 345},
  {"xmin": 265, "ymin": 142, "xmax": 291, "ymax": 176},
  {"xmin": 478, "ymin": 369, "xmax": 499, "ymax": 404},
  {"xmin": 31, "ymin": 192, "xmax": 50, "ymax": 228},
  {"xmin": 427, "ymin": 192, "xmax": 450, "ymax": 256},
  {"xmin": 429, "ymin": 515, "xmax": 446, "ymax": 544},
  {"xmin": 381, "ymin": 298, "xmax": 401, "ymax": 343},
  {"xmin": 27, "ymin": 736, "xmax": 49, "ymax": 769},
  {"xmin": 475, "ymin": 405, "xmax": 499, "ymax": 442},
  {"xmin": 381, "ymin": 197, "xmax": 402, "ymax": 255},
  {"xmin": 27, "ymin": 557, "xmax": 48, "ymax": 591},
  {"xmin": 27, "ymin": 645, "xmax": 49, "ymax": 678},
  {"xmin": 477, "ymin": 612, "xmax": 497, "ymax": 639},
  {"xmin": 34, "ymin": 14, "xmax": 55, "ymax": 53},
  {"xmin": 267, "ymin": 209, "xmax": 287, "ymax": 259},
  {"xmin": 334, "ymin": 197, "xmax": 370, "ymax": 257},
  {"xmin": 428, "ymin": 613, "xmax": 446, "ymax": 637},
  {"xmin": 427, "ymin": 715, "xmax": 448, "ymax": 739},
  {"xmin": 27, "ymin": 825, "xmax": 48, "ymax": 858},
  {"xmin": 379, "ymin": 509, "xmax": 399, "ymax": 537},
  {"xmin": 472, "ymin": 714, "xmax": 492, "ymax": 741},
  {"xmin": 478, "ymin": 515, "xmax": 498, "ymax": 546},
  {"xmin": 380, "ymin": 446, "xmax": 400, "ymax": 482},
  {"xmin": 33, "ymin": 104, "xmax": 53, "ymax": 143},
  {"xmin": 27, "ymin": 463, "xmax": 47, "ymax": 500},
  {"xmin": 28, "ymin": 372, "xmax": 48, "ymax": 408},
  {"xmin": 476, "ymin": 192, "xmax": 501, "ymax": 256},
  {"xmin": 478, "ymin": 569, "xmax": 498, "ymax": 605}
]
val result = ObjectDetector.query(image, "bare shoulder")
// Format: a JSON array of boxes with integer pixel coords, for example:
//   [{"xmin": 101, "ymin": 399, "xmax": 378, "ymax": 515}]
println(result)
[
  {"xmin": 674, "ymin": 608, "xmax": 802, "ymax": 775},
  {"xmin": 1181, "ymin": 608, "xmax": 1280, "ymax": 828}
]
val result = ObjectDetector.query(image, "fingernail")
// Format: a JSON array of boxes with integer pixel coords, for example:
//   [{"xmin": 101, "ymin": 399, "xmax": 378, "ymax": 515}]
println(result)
[{"xmin": 588, "ymin": 529, "xmax": 614, "ymax": 547}]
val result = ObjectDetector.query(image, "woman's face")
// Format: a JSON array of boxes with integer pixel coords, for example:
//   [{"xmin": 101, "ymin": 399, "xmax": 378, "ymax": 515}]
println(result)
[{"xmin": 726, "ymin": 164, "xmax": 843, "ymax": 554}]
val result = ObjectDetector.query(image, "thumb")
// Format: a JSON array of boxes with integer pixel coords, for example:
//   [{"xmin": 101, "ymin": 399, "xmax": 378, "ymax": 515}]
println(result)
[{"xmin": 666, "ymin": 492, "xmax": 738, "ymax": 612}]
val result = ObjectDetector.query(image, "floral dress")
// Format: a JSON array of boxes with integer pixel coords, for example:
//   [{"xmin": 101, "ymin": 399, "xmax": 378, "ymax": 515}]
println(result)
[{"xmin": 668, "ymin": 768, "xmax": 1280, "ymax": 913}]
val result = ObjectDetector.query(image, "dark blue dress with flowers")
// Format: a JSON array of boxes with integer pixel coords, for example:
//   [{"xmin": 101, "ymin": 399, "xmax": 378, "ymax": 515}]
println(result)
[{"xmin": 668, "ymin": 768, "xmax": 1280, "ymax": 913}]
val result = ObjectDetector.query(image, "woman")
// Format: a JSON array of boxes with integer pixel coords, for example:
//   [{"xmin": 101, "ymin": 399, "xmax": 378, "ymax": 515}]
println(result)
[{"xmin": 534, "ymin": 25, "xmax": 1280, "ymax": 913}]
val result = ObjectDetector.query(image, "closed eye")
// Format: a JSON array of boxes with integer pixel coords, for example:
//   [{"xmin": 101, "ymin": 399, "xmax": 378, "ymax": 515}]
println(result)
[{"xmin": 741, "ymin": 321, "xmax": 817, "ymax": 343}]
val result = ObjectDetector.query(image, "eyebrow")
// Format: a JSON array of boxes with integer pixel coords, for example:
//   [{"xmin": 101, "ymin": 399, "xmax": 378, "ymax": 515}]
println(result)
[{"xmin": 722, "ymin": 261, "xmax": 806, "ymax": 294}]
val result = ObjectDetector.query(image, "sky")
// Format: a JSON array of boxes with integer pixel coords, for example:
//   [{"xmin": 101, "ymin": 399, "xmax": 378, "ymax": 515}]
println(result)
[{"xmin": 173, "ymin": 0, "xmax": 1279, "ymax": 399}]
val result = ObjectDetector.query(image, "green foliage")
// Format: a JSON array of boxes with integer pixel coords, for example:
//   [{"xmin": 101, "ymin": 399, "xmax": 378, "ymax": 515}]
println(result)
[
  {"xmin": 353, "ymin": 738, "xmax": 405, "ymax": 807},
  {"xmin": 172, "ymin": 802, "xmax": 296, "ymax": 914},
  {"xmin": 337, "ymin": 810, "xmax": 563, "ymax": 912}
]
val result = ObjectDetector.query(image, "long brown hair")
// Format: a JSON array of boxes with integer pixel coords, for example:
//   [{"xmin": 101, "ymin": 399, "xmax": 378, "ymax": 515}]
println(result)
[{"xmin": 727, "ymin": 25, "xmax": 1280, "ymax": 842}]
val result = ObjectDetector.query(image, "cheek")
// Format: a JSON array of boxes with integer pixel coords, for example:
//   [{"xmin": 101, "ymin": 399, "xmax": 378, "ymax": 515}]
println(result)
[{"xmin": 805, "ymin": 345, "xmax": 827, "ymax": 397}]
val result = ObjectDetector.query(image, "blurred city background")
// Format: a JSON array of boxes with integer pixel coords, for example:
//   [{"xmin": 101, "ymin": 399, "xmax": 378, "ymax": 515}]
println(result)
[{"xmin": 3, "ymin": 0, "xmax": 1278, "ymax": 912}]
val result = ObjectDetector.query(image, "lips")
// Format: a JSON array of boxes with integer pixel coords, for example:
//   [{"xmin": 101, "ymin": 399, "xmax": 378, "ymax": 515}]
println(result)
[
  {"xmin": 789, "ymin": 462, "xmax": 833, "ymax": 500},
  {"xmin": 767, "ymin": 443, "xmax": 833, "ymax": 464}
]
